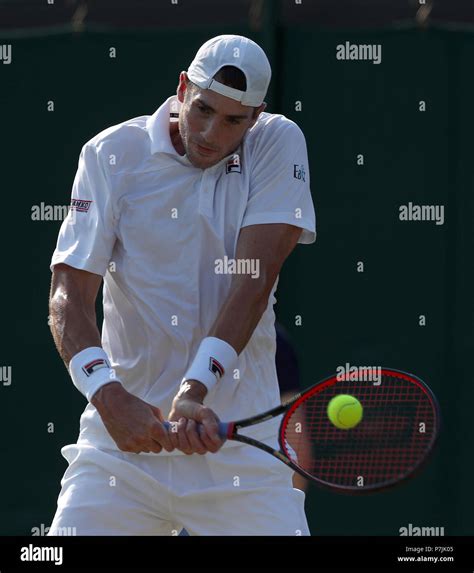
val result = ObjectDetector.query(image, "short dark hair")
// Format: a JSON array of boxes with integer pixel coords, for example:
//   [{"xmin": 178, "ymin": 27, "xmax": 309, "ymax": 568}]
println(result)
[
  {"xmin": 213, "ymin": 65, "xmax": 247, "ymax": 91},
  {"xmin": 187, "ymin": 65, "xmax": 260, "ymax": 116}
]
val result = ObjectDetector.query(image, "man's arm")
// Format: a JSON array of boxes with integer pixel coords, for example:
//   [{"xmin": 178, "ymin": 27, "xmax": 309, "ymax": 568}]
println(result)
[
  {"xmin": 168, "ymin": 223, "xmax": 303, "ymax": 453},
  {"xmin": 209, "ymin": 223, "xmax": 303, "ymax": 353},
  {"xmin": 49, "ymin": 263, "xmax": 173, "ymax": 453},
  {"xmin": 49, "ymin": 264, "xmax": 103, "ymax": 364}
]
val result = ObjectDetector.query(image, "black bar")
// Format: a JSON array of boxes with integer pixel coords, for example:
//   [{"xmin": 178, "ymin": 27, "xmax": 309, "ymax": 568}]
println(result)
[{"xmin": 0, "ymin": 536, "xmax": 472, "ymax": 570}]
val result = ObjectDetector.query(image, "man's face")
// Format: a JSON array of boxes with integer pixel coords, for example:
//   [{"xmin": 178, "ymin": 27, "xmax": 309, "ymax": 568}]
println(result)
[{"xmin": 176, "ymin": 73, "xmax": 265, "ymax": 169}]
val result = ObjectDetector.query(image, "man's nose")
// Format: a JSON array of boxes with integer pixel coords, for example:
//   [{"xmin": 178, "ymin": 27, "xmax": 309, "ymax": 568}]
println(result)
[{"xmin": 201, "ymin": 119, "xmax": 220, "ymax": 145}]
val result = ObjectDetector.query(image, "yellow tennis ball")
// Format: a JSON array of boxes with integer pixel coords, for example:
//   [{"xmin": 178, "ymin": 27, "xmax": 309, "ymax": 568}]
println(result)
[{"xmin": 327, "ymin": 395, "xmax": 363, "ymax": 429}]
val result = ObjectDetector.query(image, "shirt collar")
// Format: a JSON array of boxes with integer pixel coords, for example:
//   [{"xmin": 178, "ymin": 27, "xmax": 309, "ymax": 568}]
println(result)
[{"xmin": 146, "ymin": 95, "xmax": 183, "ymax": 157}]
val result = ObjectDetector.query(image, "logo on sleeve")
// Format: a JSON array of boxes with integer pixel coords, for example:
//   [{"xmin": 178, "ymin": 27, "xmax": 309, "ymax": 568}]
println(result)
[
  {"xmin": 293, "ymin": 164, "xmax": 306, "ymax": 182},
  {"xmin": 71, "ymin": 199, "xmax": 92, "ymax": 213},
  {"xmin": 82, "ymin": 358, "xmax": 110, "ymax": 377},
  {"xmin": 226, "ymin": 154, "xmax": 241, "ymax": 174},
  {"xmin": 209, "ymin": 357, "xmax": 225, "ymax": 379}
]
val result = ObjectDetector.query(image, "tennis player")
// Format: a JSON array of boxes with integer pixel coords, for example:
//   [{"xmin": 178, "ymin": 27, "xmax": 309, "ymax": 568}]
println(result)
[{"xmin": 48, "ymin": 34, "xmax": 316, "ymax": 536}]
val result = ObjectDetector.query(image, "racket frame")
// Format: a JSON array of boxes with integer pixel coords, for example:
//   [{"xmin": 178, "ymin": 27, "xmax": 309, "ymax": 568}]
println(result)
[{"xmin": 225, "ymin": 368, "xmax": 441, "ymax": 494}]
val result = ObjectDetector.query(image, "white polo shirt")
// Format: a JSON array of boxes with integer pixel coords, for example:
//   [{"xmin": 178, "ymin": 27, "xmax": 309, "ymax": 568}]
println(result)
[{"xmin": 51, "ymin": 94, "xmax": 316, "ymax": 455}]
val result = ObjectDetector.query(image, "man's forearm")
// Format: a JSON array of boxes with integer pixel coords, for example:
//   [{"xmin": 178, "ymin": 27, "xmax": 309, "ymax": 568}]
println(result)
[
  {"xmin": 50, "ymin": 298, "xmax": 121, "ymax": 408},
  {"xmin": 205, "ymin": 224, "xmax": 301, "ymax": 355},
  {"xmin": 178, "ymin": 280, "xmax": 270, "ymax": 402},
  {"xmin": 182, "ymin": 224, "xmax": 301, "ymax": 400},
  {"xmin": 49, "ymin": 295, "xmax": 101, "ymax": 366},
  {"xmin": 207, "ymin": 276, "xmax": 273, "ymax": 354}
]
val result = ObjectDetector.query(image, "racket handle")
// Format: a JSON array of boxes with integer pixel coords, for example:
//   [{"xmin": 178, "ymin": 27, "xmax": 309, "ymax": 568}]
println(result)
[{"xmin": 163, "ymin": 421, "xmax": 229, "ymax": 440}]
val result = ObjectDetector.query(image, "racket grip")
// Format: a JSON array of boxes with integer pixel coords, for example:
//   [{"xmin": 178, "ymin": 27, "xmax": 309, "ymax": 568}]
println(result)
[{"xmin": 163, "ymin": 421, "xmax": 229, "ymax": 440}]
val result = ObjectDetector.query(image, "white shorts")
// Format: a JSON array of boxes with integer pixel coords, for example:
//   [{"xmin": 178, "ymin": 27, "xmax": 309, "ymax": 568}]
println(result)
[{"xmin": 47, "ymin": 441, "xmax": 310, "ymax": 536}]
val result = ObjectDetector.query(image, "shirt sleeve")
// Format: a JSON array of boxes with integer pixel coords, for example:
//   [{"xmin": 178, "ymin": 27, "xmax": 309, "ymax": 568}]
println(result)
[
  {"xmin": 242, "ymin": 119, "xmax": 316, "ymax": 244},
  {"xmin": 50, "ymin": 142, "xmax": 117, "ymax": 276}
]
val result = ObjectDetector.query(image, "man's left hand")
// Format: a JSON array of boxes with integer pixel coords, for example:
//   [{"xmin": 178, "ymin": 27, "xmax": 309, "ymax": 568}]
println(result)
[{"xmin": 168, "ymin": 380, "xmax": 223, "ymax": 454}]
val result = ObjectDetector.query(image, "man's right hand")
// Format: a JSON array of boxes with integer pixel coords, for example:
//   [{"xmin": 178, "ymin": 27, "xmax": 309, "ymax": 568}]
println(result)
[{"xmin": 91, "ymin": 382, "xmax": 174, "ymax": 454}]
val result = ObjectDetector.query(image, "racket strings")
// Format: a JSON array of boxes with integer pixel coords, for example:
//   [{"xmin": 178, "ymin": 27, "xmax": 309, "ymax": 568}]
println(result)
[{"xmin": 281, "ymin": 372, "xmax": 437, "ymax": 489}]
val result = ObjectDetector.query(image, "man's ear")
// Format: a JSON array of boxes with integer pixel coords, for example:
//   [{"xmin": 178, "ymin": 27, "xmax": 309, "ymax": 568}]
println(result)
[
  {"xmin": 176, "ymin": 71, "xmax": 188, "ymax": 103},
  {"xmin": 249, "ymin": 102, "xmax": 267, "ymax": 127}
]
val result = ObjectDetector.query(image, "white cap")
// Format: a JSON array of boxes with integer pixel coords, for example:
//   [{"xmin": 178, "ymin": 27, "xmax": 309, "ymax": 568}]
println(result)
[{"xmin": 187, "ymin": 35, "xmax": 271, "ymax": 107}]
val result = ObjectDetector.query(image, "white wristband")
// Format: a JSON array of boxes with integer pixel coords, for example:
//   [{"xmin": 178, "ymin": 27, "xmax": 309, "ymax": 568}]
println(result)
[
  {"xmin": 183, "ymin": 337, "xmax": 238, "ymax": 392},
  {"xmin": 69, "ymin": 347, "xmax": 122, "ymax": 402}
]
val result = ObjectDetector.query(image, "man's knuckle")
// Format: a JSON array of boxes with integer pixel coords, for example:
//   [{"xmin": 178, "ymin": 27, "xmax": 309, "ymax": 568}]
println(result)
[
  {"xmin": 152, "ymin": 426, "xmax": 164, "ymax": 438},
  {"xmin": 119, "ymin": 439, "xmax": 135, "ymax": 451}
]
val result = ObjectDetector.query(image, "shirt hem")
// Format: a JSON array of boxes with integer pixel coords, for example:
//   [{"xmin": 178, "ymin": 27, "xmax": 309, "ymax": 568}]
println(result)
[
  {"xmin": 241, "ymin": 213, "xmax": 316, "ymax": 244},
  {"xmin": 50, "ymin": 252, "xmax": 108, "ymax": 276}
]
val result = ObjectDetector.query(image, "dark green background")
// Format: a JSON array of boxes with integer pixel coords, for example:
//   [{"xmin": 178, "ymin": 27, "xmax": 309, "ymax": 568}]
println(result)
[{"xmin": 1, "ymin": 21, "xmax": 472, "ymax": 536}]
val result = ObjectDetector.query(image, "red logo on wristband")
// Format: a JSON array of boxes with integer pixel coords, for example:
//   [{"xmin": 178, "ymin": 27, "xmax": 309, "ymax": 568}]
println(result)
[
  {"xmin": 209, "ymin": 357, "xmax": 224, "ymax": 380},
  {"xmin": 82, "ymin": 358, "xmax": 110, "ymax": 377}
]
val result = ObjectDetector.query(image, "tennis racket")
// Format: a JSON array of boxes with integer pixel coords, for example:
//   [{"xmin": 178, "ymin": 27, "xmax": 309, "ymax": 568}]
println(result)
[{"xmin": 165, "ymin": 368, "xmax": 441, "ymax": 494}]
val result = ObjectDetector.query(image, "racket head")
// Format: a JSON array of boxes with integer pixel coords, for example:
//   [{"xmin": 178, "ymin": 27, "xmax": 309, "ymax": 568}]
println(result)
[{"xmin": 278, "ymin": 368, "xmax": 441, "ymax": 494}]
